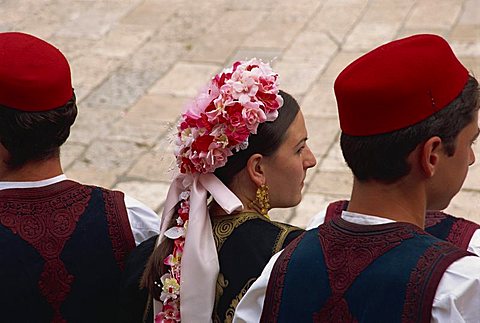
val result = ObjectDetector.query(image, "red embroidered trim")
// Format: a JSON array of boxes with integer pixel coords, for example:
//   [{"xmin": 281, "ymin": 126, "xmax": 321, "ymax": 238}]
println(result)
[
  {"xmin": 0, "ymin": 181, "xmax": 92, "ymax": 323},
  {"xmin": 424, "ymin": 211, "xmax": 447, "ymax": 227},
  {"xmin": 313, "ymin": 296, "xmax": 357, "ymax": 323},
  {"xmin": 260, "ymin": 232, "xmax": 305, "ymax": 323},
  {"xmin": 101, "ymin": 189, "xmax": 135, "ymax": 269},
  {"xmin": 446, "ymin": 217, "xmax": 480, "ymax": 250},
  {"xmin": 313, "ymin": 219, "xmax": 416, "ymax": 321},
  {"xmin": 326, "ymin": 203, "xmax": 479, "ymax": 251},
  {"xmin": 402, "ymin": 241, "xmax": 471, "ymax": 322},
  {"xmin": 325, "ymin": 200, "xmax": 348, "ymax": 223}
]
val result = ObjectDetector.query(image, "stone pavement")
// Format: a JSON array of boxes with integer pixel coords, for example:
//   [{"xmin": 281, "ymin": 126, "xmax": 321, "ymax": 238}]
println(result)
[{"xmin": 3, "ymin": 0, "xmax": 480, "ymax": 227}]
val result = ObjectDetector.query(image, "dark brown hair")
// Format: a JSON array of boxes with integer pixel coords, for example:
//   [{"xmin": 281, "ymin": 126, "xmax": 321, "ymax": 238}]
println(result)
[
  {"xmin": 141, "ymin": 90, "xmax": 301, "ymax": 300},
  {"xmin": 341, "ymin": 76, "xmax": 479, "ymax": 183},
  {"xmin": 0, "ymin": 94, "xmax": 77, "ymax": 169}
]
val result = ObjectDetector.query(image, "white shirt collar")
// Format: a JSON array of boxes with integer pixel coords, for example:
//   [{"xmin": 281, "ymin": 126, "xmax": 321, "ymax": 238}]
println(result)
[
  {"xmin": 341, "ymin": 210, "xmax": 396, "ymax": 225},
  {"xmin": 0, "ymin": 174, "xmax": 67, "ymax": 190}
]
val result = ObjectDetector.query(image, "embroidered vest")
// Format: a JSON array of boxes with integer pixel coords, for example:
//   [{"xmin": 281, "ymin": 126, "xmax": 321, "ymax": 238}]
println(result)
[
  {"xmin": 0, "ymin": 180, "xmax": 135, "ymax": 323},
  {"xmin": 261, "ymin": 218, "xmax": 472, "ymax": 323},
  {"xmin": 325, "ymin": 200, "xmax": 480, "ymax": 250}
]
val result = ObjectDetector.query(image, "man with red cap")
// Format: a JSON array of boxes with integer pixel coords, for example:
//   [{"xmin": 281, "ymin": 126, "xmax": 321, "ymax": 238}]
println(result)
[
  {"xmin": 234, "ymin": 34, "xmax": 480, "ymax": 322},
  {"xmin": 0, "ymin": 32, "xmax": 160, "ymax": 322}
]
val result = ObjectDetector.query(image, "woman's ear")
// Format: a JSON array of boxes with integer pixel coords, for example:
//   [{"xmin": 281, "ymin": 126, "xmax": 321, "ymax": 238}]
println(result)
[
  {"xmin": 246, "ymin": 153, "xmax": 266, "ymax": 187},
  {"xmin": 420, "ymin": 136, "xmax": 443, "ymax": 178}
]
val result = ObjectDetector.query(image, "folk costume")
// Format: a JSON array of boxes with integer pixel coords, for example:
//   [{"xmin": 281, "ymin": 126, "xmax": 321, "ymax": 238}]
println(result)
[
  {"xmin": 0, "ymin": 33, "xmax": 160, "ymax": 322},
  {"xmin": 118, "ymin": 212, "xmax": 302, "ymax": 322},
  {"xmin": 309, "ymin": 200, "xmax": 480, "ymax": 254},
  {"xmin": 128, "ymin": 58, "xmax": 301, "ymax": 323},
  {"xmin": 234, "ymin": 212, "xmax": 480, "ymax": 323},
  {"xmin": 233, "ymin": 34, "xmax": 480, "ymax": 322}
]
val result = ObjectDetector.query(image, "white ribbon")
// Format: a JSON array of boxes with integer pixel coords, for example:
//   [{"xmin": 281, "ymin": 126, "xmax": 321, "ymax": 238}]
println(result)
[{"xmin": 153, "ymin": 173, "xmax": 243, "ymax": 322}]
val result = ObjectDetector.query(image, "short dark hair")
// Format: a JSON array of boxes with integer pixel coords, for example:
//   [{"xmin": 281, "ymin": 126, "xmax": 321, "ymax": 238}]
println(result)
[
  {"xmin": 341, "ymin": 76, "xmax": 479, "ymax": 183},
  {"xmin": 214, "ymin": 90, "xmax": 300, "ymax": 185},
  {"xmin": 0, "ymin": 94, "xmax": 78, "ymax": 169}
]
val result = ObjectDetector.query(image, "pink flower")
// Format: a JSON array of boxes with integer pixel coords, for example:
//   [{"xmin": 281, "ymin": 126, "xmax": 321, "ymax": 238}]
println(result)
[
  {"xmin": 225, "ymin": 102, "xmax": 244, "ymax": 128},
  {"xmin": 191, "ymin": 135, "xmax": 214, "ymax": 153},
  {"xmin": 242, "ymin": 102, "xmax": 267, "ymax": 133},
  {"xmin": 155, "ymin": 302, "xmax": 181, "ymax": 323},
  {"xmin": 203, "ymin": 146, "xmax": 232, "ymax": 172},
  {"xmin": 225, "ymin": 124, "xmax": 250, "ymax": 147}
]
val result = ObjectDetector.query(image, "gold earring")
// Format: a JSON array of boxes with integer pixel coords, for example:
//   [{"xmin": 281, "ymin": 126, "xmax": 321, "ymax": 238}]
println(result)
[{"xmin": 254, "ymin": 184, "xmax": 270, "ymax": 218}]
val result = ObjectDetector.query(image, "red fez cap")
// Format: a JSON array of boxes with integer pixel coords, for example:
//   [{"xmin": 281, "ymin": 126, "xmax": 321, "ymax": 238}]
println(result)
[
  {"xmin": 0, "ymin": 32, "xmax": 73, "ymax": 112},
  {"xmin": 334, "ymin": 34, "xmax": 469, "ymax": 136}
]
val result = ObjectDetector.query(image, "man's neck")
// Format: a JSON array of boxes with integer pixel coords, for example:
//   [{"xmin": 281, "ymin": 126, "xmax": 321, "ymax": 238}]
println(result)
[
  {"xmin": 0, "ymin": 158, "xmax": 63, "ymax": 182},
  {"xmin": 347, "ymin": 177, "xmax": 426, "ymax": 228}
]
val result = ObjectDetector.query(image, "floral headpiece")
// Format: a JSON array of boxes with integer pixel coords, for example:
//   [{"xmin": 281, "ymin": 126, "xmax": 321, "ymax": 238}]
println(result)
[
  {"xmin": 156, "ymin": 58, "xmax": 283, "ymax": 323},
  {"xmin": 175, "ymin": 58, "xmax": 284, "ymax": 174}
]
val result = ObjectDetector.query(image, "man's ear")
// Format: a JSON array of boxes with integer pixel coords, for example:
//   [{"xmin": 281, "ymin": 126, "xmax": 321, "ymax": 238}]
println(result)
[
  {"xmin": 246, "ymin": 153, "xmax": 266, "ymax": 186},
  {"xmin": 420, "ymin": 136, "xmax": 443, "ymax": 178}
]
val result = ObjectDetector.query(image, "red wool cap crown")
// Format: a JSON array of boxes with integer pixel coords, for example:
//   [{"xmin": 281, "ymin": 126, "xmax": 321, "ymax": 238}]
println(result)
[
  {"xmin": 334, "ymin": 34, "xmax": 469, "ymax": 136},
  {"xmin": 0, "ymin": 32, "xmax": 73, "ymax": 111}
]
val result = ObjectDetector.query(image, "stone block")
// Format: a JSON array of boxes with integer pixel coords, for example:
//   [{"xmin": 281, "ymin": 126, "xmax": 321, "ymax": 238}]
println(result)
[
  {"xmin": 362, "ymin": 0, "xmax": 415, "ymax": 23},
  {"xmin": 126, "ymin": 94, "xmax": 185, "ymax": 123},
  {"xmin": 65, "ymin": 166, "xmax": 117, "ymax": 189},
  {"xmin": 82, "ymin": 66, "xmax": 166, "ymax": 111},
  {"xmin": 69, "ymin": 107, "xmax": 122, "ymax": 145},
  {"xmin": 78, "ymin": 139, "xmax": 148, "ymax": 173},
  {"xmin": 120, "ymin": 0, "xmax": 180, "ymax": 27},
  {"xmin": 149, "ymin": 62, "xmax": 220, "ymax": 97},
  {"xmin": 48, "ymin": 37, "xmax": 98, "ymax": 61},
  {"xmin": 343, "ymin": 23, "xmax": 398, "ymax": 51},
  {"xmin": 289, "ymin": 192, "xmax": 350, "ymax": 229},
  {"xmin": 107, "ymin": 118, "xmax": 170, "ymax": 147},
  {"xmin": 185, "ymin": 10, "xmax": 266, "ymax": 63},
  {"xmin": 445, "ymin": 190, "xmax": 480, "ymax": 223},
  {"xmin": 320, "ymin": 143, "xmax": 351, "ymax": 173},
  {"xmin": 273, "ymin": 61, "xmax": 323, "ymax": 96},
  {"xmin": 92, "ymin": 24, "xmax": 155, "ymax": 58},
  {"xmin": 241, "ymin": 7, "xmax": 314, "ymax": 49},
  {"xmin": 61, "ymin": 141, "xmax": 86, "ymax": 171},
  {"xmin": 56, "ymin": 1, "xmax": 139, "ymax": 40},
  {"xmin": 308, "ymin": 0, "xmax": 369, "ymax": 42},
  {"xmin": 70, "ymin": 55, "xmax": 122, "ymax": 103},
  {"xmin": 308, "ymin": 170, "xmax": 353, "ymax": 196},
  {"xmin": 458, "ymin": 56, "xmax": 480, "ymax": 73},
  {"xmin": 451, "ymin": 42, "xmax": 480, "ymax": 57},
  {"xmin": 127, "ymin": 40, "xmax": 189, "ymax": 71},
  {"xmin": 301, "ymin": 80, "xmax": 338, "ymax": 118},
  {"xmin": 282, "ymin": 31, "xmax": 338, "ymax": 63},
  {"xmin": 405, "ymin": 0, "xmax": 462, "ymax": 29},
  {"xmin": 229, "ymin": 48, "xmax": 283, "ymax": 65},
  {"xmin": 458, "ymin": 0, "xmax": 480, "ymax": 24},
  {"xmin": 114, "ymin": 180, "xmax": 170, "ymax": 212},
  {"xmin": 127, "ymin": 149, "xmax": 178, "ymax": 183},
  {"xmin": 268, "ymin": 208, "xmax": 295, "ymax": 226},
  {"xmin": 304, "ymin": 117, "xmax": 340, "ymax": 158}
]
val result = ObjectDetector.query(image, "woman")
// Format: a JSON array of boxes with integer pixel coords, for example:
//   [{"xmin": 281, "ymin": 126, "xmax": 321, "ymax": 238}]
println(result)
[{"xmin": 118, "ymin": 58, "xmax": 316, "ymax": 322}]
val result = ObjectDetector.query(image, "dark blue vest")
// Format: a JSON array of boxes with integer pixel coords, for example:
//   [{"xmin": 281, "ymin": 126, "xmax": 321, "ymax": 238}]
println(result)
[
  {"xmin": 0, "ymin": 180, "xmax": 135, "ymax": 323},
  {"xmin": 261, "ymin": 218, "xmax": 472, "ymax": 323},
  {"xmin": 325, "ymin": 200, "xmax": 480, "ymax": 250}
]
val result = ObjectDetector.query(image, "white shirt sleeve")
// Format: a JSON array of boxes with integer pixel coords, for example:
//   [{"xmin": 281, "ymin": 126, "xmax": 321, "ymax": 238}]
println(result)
[
  {"xmin": 306, "ymin": 206, "xmax": 327, "ymax": 229},
  {"xmin": 234, "ymin": 249, "xmax": 480, "ymax": 323},
  {"xmin": 124, "ymin": 194, "xmax": 160, "ymax": 245},
  {"xmin": 233, "ymin": 251, "xmax": 282, "ymax": 323},
  {"xmin": 432, "ymin": 255, "xmax": 480, "ymax": 322},
  {"xmin": 467, "ymin": 230, "xmax": 480, "ymax": 256}
]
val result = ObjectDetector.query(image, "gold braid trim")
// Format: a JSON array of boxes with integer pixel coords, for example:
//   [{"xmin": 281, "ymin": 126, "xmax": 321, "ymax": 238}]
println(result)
[
  {"xmin": 271, "ymin": 222, "xmax": 303, "ymax": 254},
  {"xmin": 224, "ymin": 277, "xmax": 257, "ymax": 323},
  {"xmin": 211, "ymin": 212, "xmax": 266, "ymax": 251}
]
